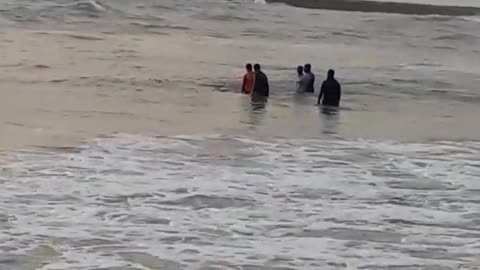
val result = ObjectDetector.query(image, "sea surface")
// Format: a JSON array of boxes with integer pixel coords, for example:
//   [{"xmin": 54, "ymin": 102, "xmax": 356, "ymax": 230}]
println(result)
[{"xmin": 0, "ymin": 0, "xmax": 480, "ymax": 269}]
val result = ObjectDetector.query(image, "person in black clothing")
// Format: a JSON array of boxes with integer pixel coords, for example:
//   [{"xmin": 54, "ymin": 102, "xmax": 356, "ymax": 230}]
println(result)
[
  {"xmin": 303, "ymin": 64, "xmax": 315, "ymax": 93},
  {"xmin": 252, "ymin": 64, "xmax": 269, "ymax": 101},
  {"xmin": 317, "ymin": 69, "xmax": 341, "ymax": 107}
]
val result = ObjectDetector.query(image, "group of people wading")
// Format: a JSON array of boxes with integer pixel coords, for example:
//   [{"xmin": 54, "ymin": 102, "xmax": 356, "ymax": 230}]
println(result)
[{"xmin": 241, "ymin": 63, "xmax": 342, "ymax": 107}]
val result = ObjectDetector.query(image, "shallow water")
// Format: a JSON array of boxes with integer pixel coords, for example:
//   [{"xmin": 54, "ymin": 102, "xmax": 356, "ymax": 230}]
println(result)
[
  {"xmin": 1, "ymin": 0, "xmax": 480, "ymax": 269},
  {"xmin": 1, "ymin": 134, "xmax": 480, "ymax": 269}
]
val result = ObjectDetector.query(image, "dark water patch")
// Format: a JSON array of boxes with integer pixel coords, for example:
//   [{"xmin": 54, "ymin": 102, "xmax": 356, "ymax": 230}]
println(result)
[
  {"xmin": 372, "ymin": 196, "xmax": 426, "ymax": 207},
  {"xmin": 162, "ymin": 194, "xmax": 256, "ymax": 209},
  {"xmin": 129, "ymin": 21, "xmax": 189, "ymax": 31},
  {"xmin": 385, "ymin": 219, "xmax": 480, "ymax": 232},
  {"xmin": 433, "ymin": 45, "xmax": 456, "ymax": 50},
  {"xmin": 180, "ymin": 248, "xmax": 200, "ymax": 255},
  {"xmin": 96, "ymin": 267, "xmax": 143, "ymax": 270},
  {"xmin": 412, "ymin": 15, "xmax": 465, "ymax": 22},
  {"xmin": 386, "ymin": 179, "xmax": 458, "ymax": 191},
  {"xmin": 97, "ymin": 193, "xmax": 156, "ymax": 204},
  {"xmin": 236, "ymin": 265, "xmax": 294, "ymax": 270},
  {"xmin": 343, "ymin": 80, "xmax": 387, "ymax": 87},
  {"xmin": 49, "ymin": 79, "xmax": 68, "ymax": 83},
  {"xmin": 413, "ymin": 62, "xmax": 442, "ymax": 67},
  {"xmin": 33, "ymin": 31, "xmax": 105, "ymax": 40},
  {"xmin": 330, "ymin": 31, "xmax": 368, "ymax": 39},
  {"xmin": 407, "ymin": 249, "xmax": 472, "ymax": 261},
  {"xmin": 31, "ymin": 145, "xmax": 85, "ymax": 154},
  {"xmin": 291, "ymin": 227, "xmax": 405, "ymax": 243},
  {"xmin": 206, "ymin": 14, "xmax": 253, "ymax": 22},
  {"xmin": 5, "ymin": 122, "xmax": 25, "ymax": 127},
  {"xmin": 33, "ymin": 64, "xmax": 50, "ymax": 69},
  {"xmin": 15, "ymin": 194, "xmax": 81, "ymax": 203},
  {"xmin": 289, "ymin": 188, "xmax": 344, "ymax": 200},
  {"xmin": 305, "ymin": 34, "xmax": 328, "ymax": 39},
  {"xmin": 324, "ymin": 217, "xmax": 372, "ymax": 226},
  {"xmin": 125, "ymin": 215, "xmax": 170, "ymax": 225},
  {"xmin": 65, "ymin": 33, "xmax": 105, "ymax": 41},
  {"xmin": 161, "ymin": 235, "xmax": 202, "ymax": 244},
  {"xmin": 267, "ymin": 0, "xmax": 480, "ymax": 16},
  {"xmin": 359, "ymin": 265, "xmax": 452, "ymax": 270},
  {"xmin": 327, "ymin": 262, "xmax": 348, "ymax": 268},
  {"xmin": 433, "ymin": 33, "xmax": 477, "ymax": 41},
  {"xmin": 245, "ymin": 170, "xmax": 273, "ymax": 177},
  {"xmin": 98, "ymin": 169, "xmax": 145, "ymax": 176}
]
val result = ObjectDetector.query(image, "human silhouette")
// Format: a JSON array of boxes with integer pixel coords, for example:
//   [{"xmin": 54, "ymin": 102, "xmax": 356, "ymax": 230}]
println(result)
[
  {"xmin": 303, "ymin": 64, "xmax": 315, "ymax": 93},
  {"xmin": 317, "ymin": 69, "xmax": 341, "ymax": 107},
  {"xmin": 241, "ymin": 63, "xmax": 254, "ymax": 95},
  {"xmin": 252, "ymin": 64, "xmax": 269, "ymax": 101}
]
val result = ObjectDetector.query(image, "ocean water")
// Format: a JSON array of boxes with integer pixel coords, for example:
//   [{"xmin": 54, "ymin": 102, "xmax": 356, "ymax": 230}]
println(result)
[
  {"xmin": 1, "ymin": 134, "xmax": 480, "ymax": 269},
  {"xmin": 1, "ymin": 0, "xmax": 480, "ymax": 269}
]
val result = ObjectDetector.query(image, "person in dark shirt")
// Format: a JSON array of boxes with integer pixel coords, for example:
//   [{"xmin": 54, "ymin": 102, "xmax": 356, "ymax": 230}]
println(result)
[
  {"xmin": 303, "ymin": 63, "xmax": 315, "ymax": 93},
  {"xmin": 252, "ymin": 64, "xmax": 269, "ymax": 100},
  {"xmin": 317, "ymin": 69, "xmax": 341, "ymax": 107}
]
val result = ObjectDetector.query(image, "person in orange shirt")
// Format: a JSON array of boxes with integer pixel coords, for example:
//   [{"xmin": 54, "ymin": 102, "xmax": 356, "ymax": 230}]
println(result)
[{"xmin": 241, "ymin": 63, "xmax": 255, "ymax": 95}]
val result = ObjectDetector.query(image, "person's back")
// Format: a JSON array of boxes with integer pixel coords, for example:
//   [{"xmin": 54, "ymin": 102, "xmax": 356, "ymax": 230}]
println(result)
[
  {"xmin": 318, "ymin": 69, "xmax": 341, "ymax": 107},
  {"xmin": 242, "ymin": 63, "xmax": 255, "ymax": 94},
  {"xmin": 252, "ymin": 64, "xmax": 269, "ymax": 98},
  {"xmin": 304, "ymin": 64, "xmax": 315, "ymax": 93}
]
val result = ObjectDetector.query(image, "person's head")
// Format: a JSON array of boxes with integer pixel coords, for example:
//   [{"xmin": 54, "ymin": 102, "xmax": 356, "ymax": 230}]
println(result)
[
  {"xmin": 304, "ymin": 64, "xmax": 311, "ymax": 73},
  {"xmin": 254, "ymin": 63, "xmax": 261, "ymax": 72},
  {"xmin": 297, "ymin": 65, "xmax": 304, "ymax": 76},
  {"xmin": 246, "ymin": 63, "xmax": 252, "ymax": 72},
  {"xmin": 327, "ymin": 69, "xmax": 335, "ymax": 79}
]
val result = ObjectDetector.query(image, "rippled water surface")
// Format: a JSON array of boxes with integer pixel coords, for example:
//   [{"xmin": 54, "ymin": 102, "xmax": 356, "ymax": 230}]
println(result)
[
  {"xmin": 1, "ymin": 0, "xmax": 480, "ymax": 268},
  {"xmin": 1, "ymin": 135, "xmax": 479, "ymax": 269}
]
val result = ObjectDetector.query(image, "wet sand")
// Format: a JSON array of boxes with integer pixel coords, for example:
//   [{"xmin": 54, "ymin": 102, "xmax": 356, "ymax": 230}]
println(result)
[{"xmin": 1, "ymin": 30, "xmax": 480, "ymax": 151}]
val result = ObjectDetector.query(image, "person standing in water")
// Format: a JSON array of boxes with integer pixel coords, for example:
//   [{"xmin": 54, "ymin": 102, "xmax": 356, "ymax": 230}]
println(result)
[
  {"xmin": 296, "ymin": 65, "xmax": 308, "ymax": 93},
  {"xmin": 303, "ymin": 64, "xmax": 315, "ymax": 93},
  {"xmin": 252, "ymin": 63, "xmax": 269, "ymax": 101},
  {"xmin": 317, "ymin": 69, "xmax": 341, "ymax": 107},
  {"xmin": 241, "ymin": 63, "xmax": 255, "ymax": 95}
]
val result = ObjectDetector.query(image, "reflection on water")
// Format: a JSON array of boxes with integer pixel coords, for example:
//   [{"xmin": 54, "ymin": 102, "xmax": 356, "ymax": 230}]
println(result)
[
  {"xmin": 320, "ymin": 106, "xmax": 340, "ymax": 135},
  {"xmin": 240, "ymin": 95, "xmax": 267, "ymax": 129}
]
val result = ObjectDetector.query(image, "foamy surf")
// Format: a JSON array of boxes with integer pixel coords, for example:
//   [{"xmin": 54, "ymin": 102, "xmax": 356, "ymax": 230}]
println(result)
[
  {"xmin": 1, "ymin": 134, "xmax": 479, "ymax": 269},
  {"xmin": 89, "ymin": 0, "xmax": 106, "ymax": 11}
]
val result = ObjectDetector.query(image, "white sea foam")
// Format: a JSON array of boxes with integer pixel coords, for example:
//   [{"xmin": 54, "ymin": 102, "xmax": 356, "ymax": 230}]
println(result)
[{"xmin": 1, "ymin": 134, "xmax": 479, "ymax": 269}]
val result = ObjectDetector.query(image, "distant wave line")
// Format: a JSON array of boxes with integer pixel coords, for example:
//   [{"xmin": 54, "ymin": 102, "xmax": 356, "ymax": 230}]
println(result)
[{"xmin": 266, "ymin": 0, "xmax": 480, "ymax": 16}]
